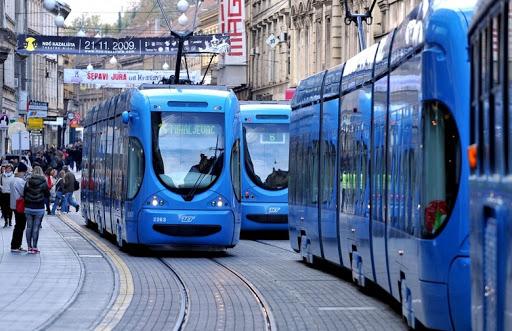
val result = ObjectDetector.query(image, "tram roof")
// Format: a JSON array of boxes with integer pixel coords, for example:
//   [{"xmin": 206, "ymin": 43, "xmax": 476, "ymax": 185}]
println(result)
[
  {"xmin": 136, "ymin": 85, "xmax": 232, "ymax": 100},
  {"xmin": 240, "ymin": 102, "xmax": 290, "ymax": 112}
]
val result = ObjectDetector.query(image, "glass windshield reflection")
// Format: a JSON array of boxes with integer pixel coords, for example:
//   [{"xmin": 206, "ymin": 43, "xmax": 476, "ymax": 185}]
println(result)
[
  {"xmin": 152, "ymin": 112, "xmax": 225, "ymax": 198},
  {"xmin": 243, "ymin": 123, "xmax": 289, "ymax": 190}
]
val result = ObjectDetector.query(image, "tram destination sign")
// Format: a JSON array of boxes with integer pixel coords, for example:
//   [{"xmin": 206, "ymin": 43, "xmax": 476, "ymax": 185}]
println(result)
[{"xmin": 17, "ymin": 34, "xmax": 231, "ymax": 56}]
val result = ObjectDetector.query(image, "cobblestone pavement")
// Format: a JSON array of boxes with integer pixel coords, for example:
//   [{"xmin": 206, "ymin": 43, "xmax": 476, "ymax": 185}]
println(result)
[
  {"xmin": 0, "ymin": 216, "xmax": 113, "ymax": 331},
  {"xmin": 214, "ymin": 240, "xmax": 407, "ymax": 331},
  {"xmin": 1, "ymin": 206, "xmax": 408, "ymax": 330}
]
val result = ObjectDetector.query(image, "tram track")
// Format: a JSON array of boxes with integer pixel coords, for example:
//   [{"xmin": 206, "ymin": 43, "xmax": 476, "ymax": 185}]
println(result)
[
  {"xmin": 158, "ymin": 258, "xmax": 190, "ymax": 331},
  {"xmin": 158, "ymin": 254, "xmax": 275, "ymax": 331},
  {"xmin": 210, "ymin": 258, "xmax": 276, "ymax": 331},
  {"xmin": 252, "ymin": 239, "xmax": 294, "ymax": 253}
]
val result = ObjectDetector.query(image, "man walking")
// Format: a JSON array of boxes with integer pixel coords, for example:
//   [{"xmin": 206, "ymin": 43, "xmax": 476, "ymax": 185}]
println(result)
[
  {"xmin": 10, "ymin": 162, "xmax": 28, "ymax": 252},
  {"xmin": 63, "ymin": 166, "xmax": 79, "ymax": 212}
]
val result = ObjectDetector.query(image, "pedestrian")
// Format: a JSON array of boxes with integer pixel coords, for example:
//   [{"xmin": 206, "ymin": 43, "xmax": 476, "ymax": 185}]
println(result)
[
  {"xmin": 51, "ymin": 170, "xmax": 66, "ymax": 215},
  {"xmin": 63, "ymin": 166, "xmax": 79, "ymax": 212},
  {"xmin": 10, "ymin": 162, "xmax": 28, "ymax": 252},
  {"xmin": 24, "ymin": 166, "xmax": 49, "ymax": 254},
  {"xmin": 44, "ymin": 167, "xmax": 55, "ymax": 215},
  {"xmin": 1, "ymin": 163, "xmax": 15, "ymax": 227}
]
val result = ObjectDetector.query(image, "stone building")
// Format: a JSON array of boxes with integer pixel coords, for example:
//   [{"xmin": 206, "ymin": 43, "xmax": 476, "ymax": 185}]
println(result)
[
  {"xmin": 0, "ymin": 0, "xmax": 17, "ymax": 154},
  {"xmin": 289, "ymin": 0, "xmax": 421, "ymax": 86},
  {"xmin": 15, "ymin": 0, "xmax": 71, "ymax": 148},
  {"xmin": 246, "ymin": 0, "xmax": 421, "ymax": 99},
  {"xmin": 246, "ymin": 0, "xmax": 291, "ymax": 100}
]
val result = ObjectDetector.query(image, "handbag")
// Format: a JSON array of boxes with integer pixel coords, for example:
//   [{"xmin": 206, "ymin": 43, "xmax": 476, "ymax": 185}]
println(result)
[
  {"xmin": 15, "ymin": 198, "xmax": 25, "ymax": 213},
  {"xmin": 74, "ymin": 180, "xmax": 80, "ymax": 191}
]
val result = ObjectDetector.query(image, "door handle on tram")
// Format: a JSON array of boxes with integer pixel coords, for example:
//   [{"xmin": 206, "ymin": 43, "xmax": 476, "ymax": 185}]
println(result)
[{"xmin": 398, "ymin": 250, "xmax": 404, "ymax": 256}]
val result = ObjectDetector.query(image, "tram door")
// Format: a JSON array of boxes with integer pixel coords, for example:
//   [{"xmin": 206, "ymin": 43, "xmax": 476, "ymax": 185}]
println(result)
[
  {"xmin": 370, "ymin": 75, "xmax": 392, "ymax": 294},
  {"xmin": 319, "ymin": 97, "xmax": 340, "ymax": 264}
]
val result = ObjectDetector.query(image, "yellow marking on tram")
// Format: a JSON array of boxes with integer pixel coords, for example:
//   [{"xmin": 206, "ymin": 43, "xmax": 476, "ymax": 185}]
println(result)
[{"xmin": 59, "ymin": 214, "xmax": 134, "ymax": 331}]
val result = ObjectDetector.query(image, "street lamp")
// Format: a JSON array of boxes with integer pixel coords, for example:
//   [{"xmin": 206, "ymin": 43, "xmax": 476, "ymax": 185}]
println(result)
[
  {"xmin": 54, "ymin": 13, "xmax": 65, "ymax": 28},
  {"xmin": 77, "ymin": 29, "xmax": 86, "ymax": 37},
  {"xmin": 156, "ymin": 0, "xmax": 202, "ymax": 84},
  {"xmin": 87, "ymin": 63, "xmax": 93, "ymax": 70},
  {"xmin": 109, "ymin": 56, "xmax": 117, "ymax": 65},
  {"xmin": 43, "ymin": 0, "xmax": 57, "ymax": 11},
  {"xmin": 162, "ymin": 62, "xmax": 169, "ymax": 70}
]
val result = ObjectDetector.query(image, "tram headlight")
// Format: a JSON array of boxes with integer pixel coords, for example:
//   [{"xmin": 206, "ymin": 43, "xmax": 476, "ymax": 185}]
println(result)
[
  {"xmin": 210, "ymin": 196, "xmax": 227, "ymax": 208},
  {"xmin": 148, "ymin": 196, "xmax": 165, "ymax": 207},
  {"xmin": 151, "ymin": 197, "xmax": 159, "ymax": 207}
]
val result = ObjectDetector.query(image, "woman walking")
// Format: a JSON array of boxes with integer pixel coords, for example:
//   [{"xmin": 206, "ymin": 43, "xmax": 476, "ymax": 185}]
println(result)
[
  {"xmin": 23, "ymin": 166, "xmax": 49, "ymax": 254},
  {"xmin": 0, "ymin": 163, "xmax": 14, "ymax": 227},
  {"xmin": 44, "ymin": 167, "xmax": 55, "ymax": 215}
]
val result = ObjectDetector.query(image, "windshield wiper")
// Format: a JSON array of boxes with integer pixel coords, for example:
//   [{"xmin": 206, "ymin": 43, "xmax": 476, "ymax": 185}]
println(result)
[{"xmin": 184, "ymin": 135, "xmax": 222, "ymax": 201}]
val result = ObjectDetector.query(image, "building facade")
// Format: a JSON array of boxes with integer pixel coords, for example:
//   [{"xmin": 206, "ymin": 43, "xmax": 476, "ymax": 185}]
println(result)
[
  {"xmin": 0, "ymin": 0, "xmax": 18, "ymax": 154},
  {"xmin": 246, "ymin": 0, "xmax": 421, "ymax": 99},
  {"xmin": 14, "ymin": 0, "xmax": 71, "ymax": 149},
  {"xmin": 246, "ymin": 0, "xmax": 291, "ymax": 100}
]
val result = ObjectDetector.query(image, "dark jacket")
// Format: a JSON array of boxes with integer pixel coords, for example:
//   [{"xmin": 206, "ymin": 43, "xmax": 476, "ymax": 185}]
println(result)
[
  {"xmin": 24, "ymin": 175, "xmax": 50, "ymax": 209},
  {"xmin": 63, "ymin": 172, "xmax": 76, "ymax": 193}
]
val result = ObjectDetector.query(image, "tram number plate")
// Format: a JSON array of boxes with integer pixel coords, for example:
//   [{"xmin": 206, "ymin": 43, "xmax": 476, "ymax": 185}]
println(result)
[{"xmin": 153, "ymin": 217, "xmax": 167, "ymax": 223}]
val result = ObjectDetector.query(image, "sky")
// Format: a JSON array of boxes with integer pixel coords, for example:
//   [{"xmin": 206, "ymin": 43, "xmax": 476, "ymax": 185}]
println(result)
[{"xmin": 63, "ymin": 0, "xmax": 139, "ymax": 24}]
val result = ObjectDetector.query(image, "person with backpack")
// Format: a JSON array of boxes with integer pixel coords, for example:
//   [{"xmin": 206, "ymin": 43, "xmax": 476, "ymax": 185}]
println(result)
[
  {"xmin": 10, "ymin": 162, "xmax": 28, "ymax": 252},
  {"xmin": 0, "ymin": 163, "xmax": 15, "ymax": 227},
  {"xmin": 23, "ymin": 166, "xmax": 49, "ymax": 254}
]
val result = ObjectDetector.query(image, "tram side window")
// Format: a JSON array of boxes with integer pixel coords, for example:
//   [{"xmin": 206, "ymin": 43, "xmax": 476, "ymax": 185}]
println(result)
[
  {"xmin": 230, "ymin": 140, "xmax": 241, "ymax": 201},
  {"xmin": 126, "ymin": 137, "xmax": 144, "ymax": 200},
  {"xmin": 421, "ymin": 101, "xmax": 460, "ymax": 237}
]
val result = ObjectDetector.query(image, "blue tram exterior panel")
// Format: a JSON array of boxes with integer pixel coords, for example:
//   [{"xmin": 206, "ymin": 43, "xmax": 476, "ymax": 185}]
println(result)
[
  {"xmin": 239, "ymin": 103, "xmax": 290, "ymax": 231},
  {"xmin": 81, "ymin": 86, "xmax": 241, "ymax": 248},
  {"xmin": 289, "ymin": 1, "xmax": 475, "ymax": 329},
  {"xmin": 469, "ymin": 1, "xmax": 512, "ymax": 330}
]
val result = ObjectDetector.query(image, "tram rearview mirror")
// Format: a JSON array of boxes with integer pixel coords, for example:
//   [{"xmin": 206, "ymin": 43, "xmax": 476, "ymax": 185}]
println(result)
[{"xmin": 122, "ymin": 111, "xmax": 130, "ymax": 124}]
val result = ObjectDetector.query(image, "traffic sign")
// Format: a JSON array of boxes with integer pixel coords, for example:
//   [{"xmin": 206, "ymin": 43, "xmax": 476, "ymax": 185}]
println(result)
[{"xmin": 266, "ymin": 34, "xmax": 279, "ymax": 49}]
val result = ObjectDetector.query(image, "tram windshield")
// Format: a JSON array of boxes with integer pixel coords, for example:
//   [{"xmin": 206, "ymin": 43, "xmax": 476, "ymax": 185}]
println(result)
[
  {"xmin": 243, "ymin": 123, "xmax": 289, "ymax": 191},
  {"xmin": 152, "ymin": 112, "xmax": 225, "ymax": 198}
]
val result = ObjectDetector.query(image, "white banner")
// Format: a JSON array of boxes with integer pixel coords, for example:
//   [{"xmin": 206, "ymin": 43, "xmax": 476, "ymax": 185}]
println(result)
[
  {"xmin": 64, "ymin": 69, "xmax": 202, "ymax": 88},
  {"xmin": 220, "ymin": 0, "xmax": 246, "ymax": 65}
]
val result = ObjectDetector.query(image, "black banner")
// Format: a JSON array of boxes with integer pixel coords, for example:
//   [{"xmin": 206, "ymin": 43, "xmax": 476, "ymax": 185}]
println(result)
[{"xmin": 17, "ymin": 34, "xmax": 231, "ymax": 56}]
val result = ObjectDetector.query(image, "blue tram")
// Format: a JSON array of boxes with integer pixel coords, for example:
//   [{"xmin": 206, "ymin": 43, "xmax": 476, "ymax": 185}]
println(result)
[
  {"xmin": 469, "ymin": 0, "xmax": 512, "ymax": 330},
  {"xmin": 81, "ymin": 85, "xmax": 241, "ymax": 249},
  {"xmin": 239, "ymin": 102, "xmax": 290, "ymax": 231},
  {"xmin": 289, "ymin": 1, "xmax": 475, "ymax": 329}
]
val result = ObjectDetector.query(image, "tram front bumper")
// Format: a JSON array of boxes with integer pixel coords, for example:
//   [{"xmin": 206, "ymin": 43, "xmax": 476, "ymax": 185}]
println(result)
[
  {"xmin": 241, "ymin": 202, "xmax": 288, "ymax": 231},
  {"xmin": 139, "ymin": 208, "xmax": 237, "ymax": 247}
]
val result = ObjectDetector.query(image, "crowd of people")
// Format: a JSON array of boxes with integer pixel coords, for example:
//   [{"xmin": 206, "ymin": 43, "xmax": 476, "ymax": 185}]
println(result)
[{"xmin": 0, "ymin": 143, "xmax": 82, "ymax": 254}]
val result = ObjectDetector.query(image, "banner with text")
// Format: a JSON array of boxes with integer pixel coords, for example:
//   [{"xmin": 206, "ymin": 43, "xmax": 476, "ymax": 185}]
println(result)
[
  {"xmin": 64, "ymin": 69, "xmax": 202, "ymax": 87},
  {"xmin": 220, "ymin": 0, "xmax": 246, "ymax": 65},
  {"xmin": 17, "ymin": 34, "xmax": 230, "ymax": 56}
]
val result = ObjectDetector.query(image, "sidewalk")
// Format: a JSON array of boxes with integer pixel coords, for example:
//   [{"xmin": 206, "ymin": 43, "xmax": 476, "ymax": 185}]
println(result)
[{"xmin": 0, "ymin": 215, "xmax": 83, "ymax": 331}]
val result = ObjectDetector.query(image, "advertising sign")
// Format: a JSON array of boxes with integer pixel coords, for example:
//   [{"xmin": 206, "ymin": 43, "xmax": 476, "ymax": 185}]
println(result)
[
  {"xmin": 27, "ymin": 101, "xmax": 48, "ymax": 118},
  {"xmin": 17, "ymin": 34, "xmax": 231, "ymax": 56},
  {"xmin": 64, "ymin": 69, "xmax": 202, "ymax": 87},
  {"xmin": 11, "ymin": 131, "xmax": 30, "ymax": 151},
  {"xmin": 27, "ymin": 118, "xmax": 44, "ymax": 131},
  {"xmin": 220, "ymin": 0, "xmax": 246, "ymax": 65}
]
